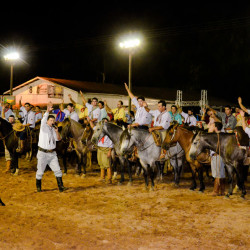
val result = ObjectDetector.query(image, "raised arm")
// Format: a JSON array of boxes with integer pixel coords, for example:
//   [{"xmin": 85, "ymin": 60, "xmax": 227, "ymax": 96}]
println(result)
[
  {"xmin": 124, "ymin": 82, "xmax": 135, "ymax": 100},
  {"xmin": 104, "ymin": 100, "xmax": 112, "ymax": 113},
  {"xmin": 68, "ymin": 94, "xmax": 76, "ymax": 105},
  {"xmin": 206, "ymin": 104, "xmax": 217, "ymax": 114},
  {"xmin": 238, "ymin": 97, "xmax": 248, "ymax": 113},
  {"xmin": 240, "ymin": 110, "xmax": 247, "ymax": 131},
  {"xmin": 80, "ymin": 90, "xmax": 87, "ymax": 105},
  {"xmin": 19, "ymin": 96, "xmax": 22, "ymax": 108}
]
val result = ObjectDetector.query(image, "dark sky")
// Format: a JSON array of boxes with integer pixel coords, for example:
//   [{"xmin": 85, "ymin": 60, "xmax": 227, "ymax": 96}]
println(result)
[{"xmin": 0, "ymin": 3, "xmax": 250, "ymax": 106}]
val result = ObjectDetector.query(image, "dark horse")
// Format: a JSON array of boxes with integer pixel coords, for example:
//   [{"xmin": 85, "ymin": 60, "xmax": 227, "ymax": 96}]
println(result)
[
  {"xmin": 0, "ymin": 117, "xmax": 19, "ymax": 175},
  {"xmin": 162, "ymin": 122, "xmax": 211, "ymax": 192},
  {"xmin": 189, "ymin": 130, "xmax": 249, "ymax": 198},
  {"xmin": 59, "ymin": 118, "xmax": 94, "ymax": 176}
]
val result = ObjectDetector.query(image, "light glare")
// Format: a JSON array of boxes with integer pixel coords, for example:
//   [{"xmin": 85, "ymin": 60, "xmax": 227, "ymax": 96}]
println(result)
[
  {"xmin": 4, "ymin": 52, "xmax": 20, "ymax": 61},
  {"xmin": 119, "ymin": 39, "xmax": 140, "ymax": 49}
]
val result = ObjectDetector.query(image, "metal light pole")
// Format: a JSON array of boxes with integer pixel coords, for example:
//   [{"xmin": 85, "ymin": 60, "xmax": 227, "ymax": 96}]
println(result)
[
  {"xmin": 128, "ymin": 51, "xmax": 132, "ymax": 111},
  {"xmin": 4, "ymin": 52, "xmax": 20, "ymax": 96},
  {"xmin": 119, "ymin": 38, "xmax": 141, "ymax": 111}
]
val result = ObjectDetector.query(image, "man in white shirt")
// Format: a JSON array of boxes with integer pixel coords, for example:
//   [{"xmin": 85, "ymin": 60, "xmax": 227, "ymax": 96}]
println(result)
[
  {"xmin": 180, "ymin": 108, "xmax": 197, "ymax": 126},
  {"xmin": 36, "ymin": 102, "xmax": 66, "ymax": 193},
  {"xmin": 124, "ymin": 83, "xmax": 152, "ymax": 129},
  {"xmin": 79, "ymin": 91, "xmax": 101, "ymax": 124},
  {"xmin": 17, "ymin": 98, "xmax": 36, "ymax": 153},
  {"xmin": 34, "ymin": 106, "xmax": 43, "ymax": 123},
  {"xmin": 63, "ymin": 103, "xmax": 79, "ymax": 122},
  {"xmin": 0, "ymin": 103, "xmax": 15, "ymax": 120},
  {"xmin": 147, "ymin": 100, "xmax": 171, "ymax": 132}
]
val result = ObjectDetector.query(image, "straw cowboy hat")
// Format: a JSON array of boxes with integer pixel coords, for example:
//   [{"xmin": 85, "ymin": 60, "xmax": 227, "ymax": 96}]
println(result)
[{"xmin": 12, "ymin": 122, "xmax": 25, "ymax": 132}]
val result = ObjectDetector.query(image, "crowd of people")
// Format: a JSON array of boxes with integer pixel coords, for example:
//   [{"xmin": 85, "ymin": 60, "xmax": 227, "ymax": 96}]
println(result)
[{"xmin": 0, "ymin": 83, "xmax": 249, "ymax": 194}]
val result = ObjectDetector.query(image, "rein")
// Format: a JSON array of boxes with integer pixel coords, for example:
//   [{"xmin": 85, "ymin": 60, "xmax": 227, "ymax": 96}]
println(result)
[
  {"xmin": 0, "ymin": 129, "xmax": 15, "ymax": 141},
  {"xmin": 166, "ymin": 146, "xmax": 184, "ymax": 159}
]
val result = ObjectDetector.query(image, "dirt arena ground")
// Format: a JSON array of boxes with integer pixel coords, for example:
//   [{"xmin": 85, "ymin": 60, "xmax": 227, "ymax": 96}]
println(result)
[{"xmin": 0, "ymin": 156, "xmax": 249, "ymax": 250}]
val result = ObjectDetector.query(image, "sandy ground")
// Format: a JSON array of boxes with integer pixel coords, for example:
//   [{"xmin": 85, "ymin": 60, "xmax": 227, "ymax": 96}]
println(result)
[{"xmin": 0, "ymin": 156, "xmax": 249, "ymax": 250}]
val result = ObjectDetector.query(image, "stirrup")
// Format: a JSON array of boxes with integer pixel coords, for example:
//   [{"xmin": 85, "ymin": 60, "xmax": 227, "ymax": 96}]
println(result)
[{"xmin": 159, "ymin": 153, "xmax": 166, "ymax": 160}]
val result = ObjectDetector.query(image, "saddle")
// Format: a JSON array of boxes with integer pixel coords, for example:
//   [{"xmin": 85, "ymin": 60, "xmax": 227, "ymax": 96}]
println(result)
[{"xmin": 152, "ymin": 130, "xmax": 167, "ymax": 147}]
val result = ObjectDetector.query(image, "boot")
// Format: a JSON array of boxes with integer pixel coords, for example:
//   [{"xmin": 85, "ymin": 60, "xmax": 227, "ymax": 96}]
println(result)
[
  {"xmin": 16, "ymin": 140, "xmax": 24, "ymax": 153},
  {"xmin": 36, "ymin": 179, "xmax": 42, "ymax": 192},
  {"xmin": 219, "ymin": 178, "xmax": 226, "ymax": 196},
  {"xmin": 4, "ymin": 160, "xmax": 11, "ymax": 173},
  {"xmin": 98, "ymin": 168, "xmax": 105, "ymax": 182},
  {"xmin": 56, "ymin": 177, "xmax": 66, "ymax": 192},
  {"xmin": 106, "ymin": 167, "xmax": 112, "ymax": 184},
  {"xmin": 211, "ymin": 178, "xmax": 220, "ymax": 196}
]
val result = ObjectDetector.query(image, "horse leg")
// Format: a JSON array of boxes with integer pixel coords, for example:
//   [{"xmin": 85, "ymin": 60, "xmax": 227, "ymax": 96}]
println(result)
[
  {"xmin": 235, "ymin": 164, "xmax": 247, "ymax": 198},
  {"xmin": 225, "ymin": 165, "xmax": 234, "ymax": 197},
  {"xmin": 75, "ymin": 153, "xmax": 81, "ymax": 176},
  {"xmin": 127, "ymin": 160, "xmax": 133, "ymax": 186},
  {"xmin": 189, "ymin": 164, "xmax": 197, "ymax": 190},
  {"xmin": 143, "ymin": 167, "xmax": 149, "ymax": 190},
  {"xmin": 198, "ymin": 167, "xmax": 205, "ymax": 192},
  {"xmin": 148, "ymin": 166, "xmax": 155, "ymax": 191},
  {"xmin": 112, "ymin": 157, "xmax": 118, "ymax": 180},
  {"xmin": 118, "ymin": 158, "xmax": 125, "ymax": 184}
]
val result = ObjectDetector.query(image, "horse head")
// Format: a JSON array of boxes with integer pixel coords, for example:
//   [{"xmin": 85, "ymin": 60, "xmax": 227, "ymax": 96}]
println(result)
[
  {"xmin": 119, "ymin": 128, "xmax": 134, "ymax": 156},
  {"xmin": 58, "ymin": 118, "xmax": 71, "ymax": 140},
  {"xmin": 91, "ymin": 120, "xmax": 106, "ymax": 145},
  {"xmin": 189, "ymin": 131, "xmax": 204, "ymax": 160},
  {"xmin": 162, "ymin": 121, "xmax": 179, "ymax": 150}
]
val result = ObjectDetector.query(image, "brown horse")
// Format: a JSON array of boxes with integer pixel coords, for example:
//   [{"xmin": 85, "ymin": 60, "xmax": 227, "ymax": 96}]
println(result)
[
  {"xmin": 59, "ymin": 118, "xmax": 94, "ymax": 176},
  {"xmin": 162, "ymin": 122, "xmax": 211, "ymax": 191}
]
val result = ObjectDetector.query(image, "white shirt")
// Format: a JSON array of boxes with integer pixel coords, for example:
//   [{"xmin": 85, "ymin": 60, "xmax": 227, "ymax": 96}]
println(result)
[
  {"xmin": 63, "ymin": 109, "xmax": 79, "ymax": 122},
  {"xmin": 38, "ymin": 112, "xmax": 58, "ymax": 150},
  {"xmin": 0, "ymin": 107, "xmax": 15, "ymax": 120},
  {"xmin": 132, "ymin": 97, "xmax": 152, "ymax": 125},
  {"xmin": 150, "ymin": 110, "xmax": 171, "ymax": 130},
  {"xmin": 93, "ymin": 126, "xmax": 113, "ymax": 148},
  {"xmin": 20, "ymin": 106, "xmax": 36, "ymax": 128},
  {"xmin": 35, "ymin": 112, "xmax": 43, "ymax": 122},
  {"xmin": 86, "ymin": 103, "xmax": 101, "ymax": 120},
  {"xmin": 181, "ymin": 111, "xmax": 197, "ymax": 126},
  {"xmin": 247, "ymin": 109, "xmax": 250, "ymax": 114}
]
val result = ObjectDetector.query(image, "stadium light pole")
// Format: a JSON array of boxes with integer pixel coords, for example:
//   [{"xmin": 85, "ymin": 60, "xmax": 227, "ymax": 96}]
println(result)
[
  {"xmin": 119, "ymin": 38, "xmax": 141, "ymax": 111},
  {"xmin": 4, "ymin": 52, "xmax": 20, "ymax": 95}
]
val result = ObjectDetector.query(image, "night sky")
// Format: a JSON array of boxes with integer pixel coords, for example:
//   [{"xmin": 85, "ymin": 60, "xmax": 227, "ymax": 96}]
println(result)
[{"xmin": 0, "ymin": 3, "xmax": 250, "ymax": 106}]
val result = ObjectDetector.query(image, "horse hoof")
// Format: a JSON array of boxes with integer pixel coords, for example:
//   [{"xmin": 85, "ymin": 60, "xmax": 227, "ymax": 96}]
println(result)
[
  {"xmin": 149, "ymin": 187, "xmax": 155, "ymax": 192},
  {"xmin": 127, "ymin": 181, "xmax": 133, "ymax": 186},
  {"xmin": 81, "ymin": 174, "xmax": 86, "ymax": 179},
  {"xmin": 63, "ymin": 173, "xmax": 67, "ymax": 176},
  {"xmin": 189, "ymin": 187, "xmax": 196, "ymax": 191},
  {"xmin": 224, "ymin": 194, "xmax": 230, "ymax": 199}
]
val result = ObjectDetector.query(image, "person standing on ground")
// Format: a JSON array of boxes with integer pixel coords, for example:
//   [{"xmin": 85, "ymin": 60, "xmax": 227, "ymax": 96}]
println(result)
[{"xmin": 36, "ymin": 102, "xmax": 66, "ymax": 192}]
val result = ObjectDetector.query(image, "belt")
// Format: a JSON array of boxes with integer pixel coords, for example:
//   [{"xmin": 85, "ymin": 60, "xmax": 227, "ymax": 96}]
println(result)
[
  {"xmin": 38, "ymin": 146, "xmax": 56, "ymax": 153},
  {"xmin": 137, "ymin": 125, "xmax": 149, "ymax": 130}
]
